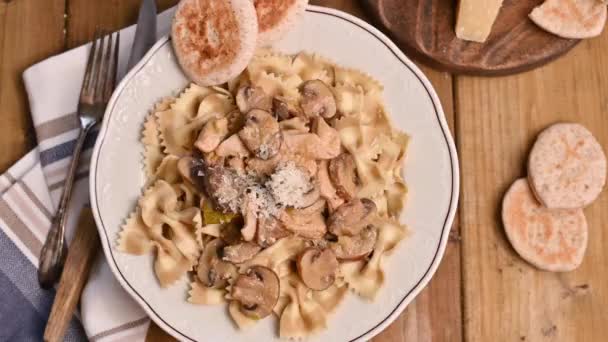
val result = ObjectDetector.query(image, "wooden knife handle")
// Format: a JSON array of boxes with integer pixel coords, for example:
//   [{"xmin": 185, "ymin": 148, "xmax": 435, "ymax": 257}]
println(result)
[{"xmin": 44, "ymin": 208, "xmax": 100, "ymax": 342}]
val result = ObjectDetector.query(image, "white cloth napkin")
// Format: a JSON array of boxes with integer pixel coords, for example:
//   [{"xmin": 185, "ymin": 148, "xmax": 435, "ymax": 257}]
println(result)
[{"xmin": 9, "ymin": 6, "xmax": 177, "ymax": 341}]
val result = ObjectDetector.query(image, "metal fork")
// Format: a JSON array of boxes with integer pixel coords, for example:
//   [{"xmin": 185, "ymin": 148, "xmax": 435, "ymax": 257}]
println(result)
[{"xmin": 38, "ymin": 30, "xmax": 120, "ymax": 289}]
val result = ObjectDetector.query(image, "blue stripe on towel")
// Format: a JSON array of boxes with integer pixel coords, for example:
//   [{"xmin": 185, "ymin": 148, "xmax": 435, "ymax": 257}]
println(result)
[
  {"xmin": 0, "ymin": 228, "xmax": 86, "ymax": 341},
  {"xmin": 40, "ymin": 129, "xmax": 99, "ymax": 167}
]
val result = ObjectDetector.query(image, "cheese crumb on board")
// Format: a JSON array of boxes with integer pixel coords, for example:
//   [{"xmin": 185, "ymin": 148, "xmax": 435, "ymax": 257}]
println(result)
[{"xmin": 456, "ymin": 0, "xmax": 504, "ymax": 43}]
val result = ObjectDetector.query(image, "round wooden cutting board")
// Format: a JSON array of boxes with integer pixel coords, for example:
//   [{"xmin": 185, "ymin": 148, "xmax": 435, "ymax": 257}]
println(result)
[{"xmin": 361, "ymin": 0, "xmax": 580, "ymax": 76}]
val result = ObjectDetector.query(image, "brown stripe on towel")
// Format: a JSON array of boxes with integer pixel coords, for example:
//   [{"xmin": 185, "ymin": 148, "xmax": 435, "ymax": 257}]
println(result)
[
  {"xmin": 0, "ymin": 199, "xmax": 43, "ymax": 258},
  {"xmin": 49, "ymin": 170, "xmax": 89, "ymax": 192},
  {"xmin": 36, "ymin": 113, "xmax": 79, "ymax": 142},
  {"xmin": 17, "ymin": 181, "xmax": 53, "ymax": 219},
  {"xmin": 4, "ymin": 188, "xmax": 50, "ymax": 240},
  {"xmin": 5, "ymin": 172, "xmax": 16, "ymax": 184}
]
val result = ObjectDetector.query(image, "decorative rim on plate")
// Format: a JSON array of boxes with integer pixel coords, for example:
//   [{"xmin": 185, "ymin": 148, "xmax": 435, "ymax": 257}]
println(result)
[{"xmin": 90, "ymin": 5, "xmax": 460, "ymax": 341}]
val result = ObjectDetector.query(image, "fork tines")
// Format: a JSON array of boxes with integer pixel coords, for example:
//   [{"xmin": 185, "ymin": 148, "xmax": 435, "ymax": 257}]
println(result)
[{"xmin": 80, "ymin": 30, "xmax": 120, "ymax": 105}]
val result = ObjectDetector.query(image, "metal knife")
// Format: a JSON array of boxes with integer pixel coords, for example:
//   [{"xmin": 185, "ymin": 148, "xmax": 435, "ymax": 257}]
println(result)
[{"xmin": 127, "ymin": 0, "xmax": 158, "ymax": 70}]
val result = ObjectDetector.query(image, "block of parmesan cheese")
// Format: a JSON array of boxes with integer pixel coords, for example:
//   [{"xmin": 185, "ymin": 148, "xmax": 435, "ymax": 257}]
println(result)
[{"xmin": 455, "ymin": 0, "xmax": 504, "ymax": 43}]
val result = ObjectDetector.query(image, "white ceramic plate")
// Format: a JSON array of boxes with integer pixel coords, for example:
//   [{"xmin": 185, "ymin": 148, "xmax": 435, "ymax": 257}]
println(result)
[{"xmin": 90, "ymin": 6, "xmax": 459, "ymax": 342}]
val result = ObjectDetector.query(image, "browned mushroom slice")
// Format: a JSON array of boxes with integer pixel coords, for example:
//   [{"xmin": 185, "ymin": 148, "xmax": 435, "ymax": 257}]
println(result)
[
  {"xmin": 231, "ymin": 266, "xmax": 280, "ymax": 319},
  {"xmin": 328, "ymin": 198, "xmax": 377, "ymax": 236},
  {"xmin": 329, "ymin": 153, "xmax": 358, "ymax": 199},
  {"xmin": 300, "ymin": 80, "xmax": 337, "ymax": 119},
  {"xmin": 257, "ymin": 215, "xmax": 291, "ymax": 248},
  {"xmin": 330, "ymin": 225, "xmax": 378, "ymax": 260},
  {"xmin": 273, "ymin": 97, "xmax": 303, "ymax": 121},
  {"xmin": 296, "ymin": 248, "xmax": 339, "ymax": 291},
  {"xmin": 238, "ymin": 109, "xmax": 282, "ymax": 160},
  {"xmin": 196, "ymin": 239, "xmax": 237, "ymax": 288},
  {"xmin": 236, "ymin": 85, "xmax": 272, "ymax": 113},
  {"xmin": 203, "ymin": 166, "xmax": 242, "ymax": 213},
  {"xmin": 225, "ymin": 109, "xmax": 246, "ymax": 135},
  {"xmin": 222, "ymin": 242, "xmax": 262, "ymax": 264},
  {"xmin": 220, "ymin": 218, "xmax": 244, "ymax": 245}
]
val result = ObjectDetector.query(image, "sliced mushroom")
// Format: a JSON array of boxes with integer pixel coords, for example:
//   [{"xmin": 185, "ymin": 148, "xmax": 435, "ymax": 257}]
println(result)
[
  {"xmin": 220, "ymin": 218, "xmax": 243, "ymax": 245},
  {"xmin": 300, "ymin": 80, "xmax": 337, "ymax": 119},
  {"xmin": 225, "ymin": 109, "xmax": 247, "ymax": 135},
  {"xmin": 203, "ymin": 166, "xmax": 241, "ymax": 213},
  {"xmin": 216, "ymin": 134, "xmax": 251, "ymax": 158},
  {"xmin": 328, "ymin": 198, "xmax": 377, "ymax": 236},
  {"xmin": 238, "ymin": 109, "xmax": 282, "ymax": 160},
  {"xmin": 194, "ymin": 117, "xmax": 229, "ymax": 153},
  {"xmin": 197, "ymin": 239, "xmax": 237, "ymax": 288},
  {"xmin": 330, "ymin": 225, "xmax": 378, "ymax": 260},
  {"xmin": 231, "ymin": 266, "xmax": 280, "ymax": 319},
  {"xmin": 222, "ymin": 242, "xmax": 262, "ymax": 264},
  {"xmin": 329, "ymin": 153, "xmax": 358, "ymax": 199},
  {"xmin": 256, "ymin": 215, "xmax": 291, "ymax": 248},
  {"xmin": 236, "ymin": 85, "xmax": 272, "ymax": 113},
  {"xmin": 273, "ymin": 97, "xmax": 303, "ymax": 121},
  {"xmin": 296, "ymin": 248, "xmax": 339, "ymax": 290}
]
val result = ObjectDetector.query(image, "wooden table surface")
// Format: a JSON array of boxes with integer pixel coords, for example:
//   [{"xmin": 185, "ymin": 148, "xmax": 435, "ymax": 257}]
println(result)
[{"xmin": 1, "ymin": 0, "xmax": 606, "ymax": 341}]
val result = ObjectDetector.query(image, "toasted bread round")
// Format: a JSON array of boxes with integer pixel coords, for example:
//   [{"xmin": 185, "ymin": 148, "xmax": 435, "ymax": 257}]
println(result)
[
  {"xmin": 529, "ymin": 0, "xmax": 607, "ymax": 39},
  {"xmin": 502, "ymin": 179, "xmax": 588, "ymax": 272},
  {"xmin": 254, "ymin": 0, "xmax": 308, "ymax": 46},
  {"xmin": 528, "ymin": 123, "xmax": 606, "ymax": 209},
  {"xmin": 172, "ymin": 0, "xmax": 258, "ymax": 86}
]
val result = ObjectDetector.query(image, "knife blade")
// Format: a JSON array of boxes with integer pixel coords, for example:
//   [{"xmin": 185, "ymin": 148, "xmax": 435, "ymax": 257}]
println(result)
[{"xmin": 127, "ymin": 0, "xmax": 157, "ymax": 70}]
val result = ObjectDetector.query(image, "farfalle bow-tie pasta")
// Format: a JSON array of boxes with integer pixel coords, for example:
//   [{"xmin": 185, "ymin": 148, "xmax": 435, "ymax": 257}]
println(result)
[{"xmin": 117, "ymin": 50, "xmax": 410, "ymax": 338}]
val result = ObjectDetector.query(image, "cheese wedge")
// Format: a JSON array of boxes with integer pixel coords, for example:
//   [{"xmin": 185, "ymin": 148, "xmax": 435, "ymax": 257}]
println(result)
[{"xmin": 455, "ymin": 0, "xmax": 504, "ymax": 43}]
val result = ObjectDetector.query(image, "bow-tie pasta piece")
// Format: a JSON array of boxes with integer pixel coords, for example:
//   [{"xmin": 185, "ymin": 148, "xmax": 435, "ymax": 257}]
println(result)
[{"xmin": 142, "ymin": 97, "xmax": 175, "ymax": 177}]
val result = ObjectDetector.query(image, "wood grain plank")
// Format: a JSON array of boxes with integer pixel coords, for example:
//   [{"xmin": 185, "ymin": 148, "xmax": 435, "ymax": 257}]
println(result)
[
  {"xmin": 457, "ymin": 30, "xmax": 608, "ymax": 342},
  {"xmin": 0, "ymin": 0, "xmax": 65, "ymax": 172},
  {"xmin": 66, "ymin": 0, "xmax": 178, "ymax": 48}
]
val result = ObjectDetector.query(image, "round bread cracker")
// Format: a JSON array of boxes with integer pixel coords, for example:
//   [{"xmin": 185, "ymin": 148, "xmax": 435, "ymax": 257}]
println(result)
[
  {"xmin": 253, "ymin": 0, "xmax": 308, "ymax": 47},
  {"xmin": 528, "ymin": 123, "xmax": 607, "ymax": 209},
  {"xmin": 172, "ymin": 0, "xmax": 258, "ymax": 86},
  {"xmin": 529, "ymin": 0, "xmax": 607, "ymax": 39},
  {"xmin": 502, "ymin": 179, "xmax": 588, "ymax": 272}
]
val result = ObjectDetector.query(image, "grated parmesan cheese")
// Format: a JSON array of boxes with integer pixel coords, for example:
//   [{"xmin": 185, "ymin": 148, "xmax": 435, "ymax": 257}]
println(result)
[
  {"xmin": 266, "ymin": 162, "xmax": 313, "ymax": 208},
  {"xmin": 212, "ymin": 161, "xmax": 312, "ymax": 219}
]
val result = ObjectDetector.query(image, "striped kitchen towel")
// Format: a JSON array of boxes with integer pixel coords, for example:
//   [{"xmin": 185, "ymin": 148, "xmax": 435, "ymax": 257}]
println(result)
[{"xmin": 0, "ymin": 6, "xmax": 176, "ymax": 342}]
